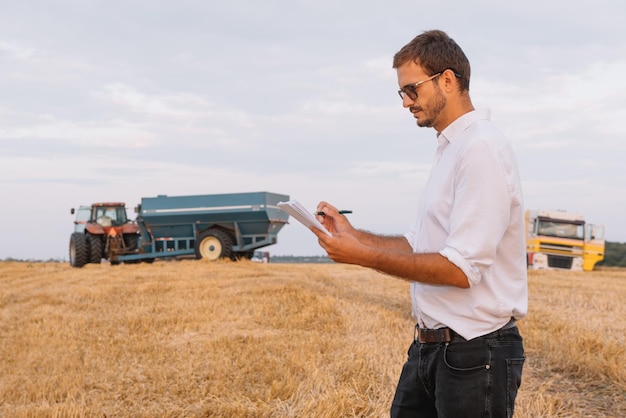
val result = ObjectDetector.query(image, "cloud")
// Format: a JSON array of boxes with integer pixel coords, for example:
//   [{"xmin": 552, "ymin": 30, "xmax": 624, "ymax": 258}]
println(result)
[
  {"xmin": 349, "ymin": 160, "xmax": 428, "ymax": 179},
  {"xmin": 472, "ymin": 57, "xmax": 626, "ymax": 153},
  {"xmin": 0, "ymin": 40, "xmax": 36, "ymax": 60},
  {"xmin": 97, "ymin": 83, "xmax": 211, "ymax": 119},
  {"xmin": 0, "ymin": 116, "xmax": 154, "ymax": 148}
]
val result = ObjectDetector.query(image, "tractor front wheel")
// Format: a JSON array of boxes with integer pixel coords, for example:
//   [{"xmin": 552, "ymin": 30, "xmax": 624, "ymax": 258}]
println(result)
[{"xmin": 69, "ymin": 233, "xmax": 89, "ymax": 268}]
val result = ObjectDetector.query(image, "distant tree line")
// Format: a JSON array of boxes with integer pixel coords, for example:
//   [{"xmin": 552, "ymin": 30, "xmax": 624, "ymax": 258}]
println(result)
[
  {"xmin": 3, "ymin": 242, "xmax": 626, "ymax": 266},
  {"xmin": 273, "ymin": 243, "xmax": 626, "ymax": 267},
  {"xmin": 270, "ymin": 255, "xmax": 334, "ymax": 264},
  {"xmin": 1, "ymin": 257, "xmax": 63, "ymax": 263},
  {"xmin": 0, "ymin": 255, "xmax": 336, "ymax": 264},
  {"xmin": 597, "ymin": 241, "xmax": 626, "ymax": 267}
]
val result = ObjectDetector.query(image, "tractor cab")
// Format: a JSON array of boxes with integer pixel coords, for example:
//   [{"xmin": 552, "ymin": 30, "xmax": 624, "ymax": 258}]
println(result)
[
  {"xmin": 91, "ymin": 203, "xmax": 129, "ymax": 227},
  {"xmin": 71, "ymin": 203, "xmax": 130, "ymax": 230}
]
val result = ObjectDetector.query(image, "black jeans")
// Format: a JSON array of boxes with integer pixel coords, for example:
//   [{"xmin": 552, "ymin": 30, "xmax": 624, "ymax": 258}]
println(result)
[{"xmin": 390, "ymin": 326, "xmax": 525, "ymax": 418}]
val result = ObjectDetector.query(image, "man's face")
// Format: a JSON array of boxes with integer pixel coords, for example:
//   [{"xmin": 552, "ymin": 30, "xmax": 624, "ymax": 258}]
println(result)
[{"xmin": 396, "ymin": 61, "xmax": 446, "ymax": 130}]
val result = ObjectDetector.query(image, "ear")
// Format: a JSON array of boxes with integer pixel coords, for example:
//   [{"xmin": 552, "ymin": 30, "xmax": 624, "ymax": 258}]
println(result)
[{"xmin": 441, "ymin": 69, "xmax": 460, "ymax": 94}]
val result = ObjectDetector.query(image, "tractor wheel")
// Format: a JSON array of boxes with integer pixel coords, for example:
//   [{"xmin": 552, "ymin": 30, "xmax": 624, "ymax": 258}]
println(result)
[
  {"xmin": 195, "ymin": 229, "xmax": 234, "ymax": 261},
  {"xmin": 87, "ymin": 233, "xmax": 103, "ymax": 264},
  {"xmin": 69, "ymin": 233, "xmax": 89, "ymax": 268}
]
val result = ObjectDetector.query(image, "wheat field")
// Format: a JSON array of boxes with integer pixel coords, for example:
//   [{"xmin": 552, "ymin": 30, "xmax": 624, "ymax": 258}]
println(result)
[{"xmin": 0, "ymin": 260, "xmax": 624, "ymax": 417}]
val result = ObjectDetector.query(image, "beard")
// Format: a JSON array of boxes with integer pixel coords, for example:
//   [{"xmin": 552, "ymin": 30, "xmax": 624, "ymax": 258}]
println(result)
[{"xmin": 413, "ymin": 85, "xmax": 447, "ymax": 128}]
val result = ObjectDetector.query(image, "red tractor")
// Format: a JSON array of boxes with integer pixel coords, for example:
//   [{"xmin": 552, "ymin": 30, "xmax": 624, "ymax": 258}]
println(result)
[{"xmin": 69, "ymin": 202, "xmax": 140, "ymax": 267}]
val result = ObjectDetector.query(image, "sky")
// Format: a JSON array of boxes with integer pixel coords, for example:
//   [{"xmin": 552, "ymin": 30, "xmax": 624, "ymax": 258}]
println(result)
[{"xmin": 1, "ymin": 1, "xmax": 625, "ymax": 261}]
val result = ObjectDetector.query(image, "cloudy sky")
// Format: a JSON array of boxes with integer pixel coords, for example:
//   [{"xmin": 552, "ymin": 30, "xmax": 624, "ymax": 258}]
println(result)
[{"xmin": 1, "ymin": 1, "xmax": 625, "ymax": 261}]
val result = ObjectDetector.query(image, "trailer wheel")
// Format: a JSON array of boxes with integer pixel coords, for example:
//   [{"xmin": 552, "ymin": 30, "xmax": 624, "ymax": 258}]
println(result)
[
  {"xmin": 87, "ymin": 233, "xmax": 103, "ymax": 264},
  {"xmin": 69, "ymin": 233, "xmax": 89, "ymax": 268},
  {"xmin": 195, "ymin": 229, "xmax": 234, "ymax": 261}
]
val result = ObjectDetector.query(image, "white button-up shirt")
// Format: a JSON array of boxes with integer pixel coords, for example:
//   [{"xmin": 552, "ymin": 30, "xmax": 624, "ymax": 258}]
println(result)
[{"xmin": 405, "ymin": 109, "xmax": 528, "ymax": 340}]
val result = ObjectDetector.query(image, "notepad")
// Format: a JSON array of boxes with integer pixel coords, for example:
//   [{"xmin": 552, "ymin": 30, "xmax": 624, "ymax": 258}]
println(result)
[{"xmin": 277, "ymin": 199, "xmax": 332, "ymax": 236}]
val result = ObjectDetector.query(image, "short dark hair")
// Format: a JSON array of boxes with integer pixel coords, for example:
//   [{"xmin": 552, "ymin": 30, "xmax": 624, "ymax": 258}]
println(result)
[{"xmin": 393, "ymin": 30, "xmax": 471, "ymax": 92}]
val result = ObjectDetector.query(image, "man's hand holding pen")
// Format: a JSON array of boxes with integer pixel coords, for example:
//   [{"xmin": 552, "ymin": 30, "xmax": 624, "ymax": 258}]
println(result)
[
  {"xmin": 315, "ymin": 210, "xmax": 352, "ymax": 216},
  {"xmin": 314, "ymin": 202, "xmax": 353, "ymax": 235},
  {"xmin": 312, "ymin": 201, "xmax": 365, "ymax": 265}
]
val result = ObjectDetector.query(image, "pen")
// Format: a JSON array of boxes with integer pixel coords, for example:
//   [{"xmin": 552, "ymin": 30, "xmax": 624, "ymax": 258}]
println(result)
[{"xmin": 315, "ymin": 210, "xmax": 352, "ymax": 216}]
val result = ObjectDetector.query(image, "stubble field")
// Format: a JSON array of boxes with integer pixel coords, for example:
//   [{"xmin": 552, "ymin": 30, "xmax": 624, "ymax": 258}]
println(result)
[{"xmin": 0, "ymin": 260, "xmax": 624, "ymax": 417}]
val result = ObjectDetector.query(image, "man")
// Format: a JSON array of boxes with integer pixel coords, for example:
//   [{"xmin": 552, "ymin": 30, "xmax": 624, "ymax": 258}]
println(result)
[{"xmin": 311, "ymin": 30, "xmax": 527, "ymax": 417}]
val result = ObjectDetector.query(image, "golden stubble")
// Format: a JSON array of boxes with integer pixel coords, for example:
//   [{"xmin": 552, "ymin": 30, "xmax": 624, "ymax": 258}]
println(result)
[{"xmin": 1, "ymin": 261, "xmax": 624, "ymax": 417}]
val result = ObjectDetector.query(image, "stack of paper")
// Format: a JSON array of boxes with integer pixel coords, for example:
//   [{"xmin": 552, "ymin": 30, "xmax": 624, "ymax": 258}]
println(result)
[{"xmin": 277, "ymin": 199, "xmax": 332, "ymax": 236}]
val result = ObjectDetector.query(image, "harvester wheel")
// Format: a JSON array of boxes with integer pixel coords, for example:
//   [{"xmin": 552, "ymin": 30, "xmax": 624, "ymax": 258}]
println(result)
[
  {"xmin": 69, "ymin": 233, "xmax": 89, "ymax": 268},
  {"xmin": 87, "ymin": 234, "xmax": 103, "ymax": 264},
  {"xmin": 195, "ymin": 229, "xmax": 234, "ymax": 261}
]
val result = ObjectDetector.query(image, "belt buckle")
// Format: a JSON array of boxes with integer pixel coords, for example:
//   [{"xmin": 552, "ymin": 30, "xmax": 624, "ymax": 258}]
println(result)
[{"xmin": 415, "ymin": 326, "xmax": 452, "ymax": 344}]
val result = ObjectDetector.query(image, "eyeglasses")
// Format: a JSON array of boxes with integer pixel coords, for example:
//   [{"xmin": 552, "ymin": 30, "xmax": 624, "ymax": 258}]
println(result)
[{"xmin": 397, "ymin": 72, "xmax": 442, "ymax": 100}]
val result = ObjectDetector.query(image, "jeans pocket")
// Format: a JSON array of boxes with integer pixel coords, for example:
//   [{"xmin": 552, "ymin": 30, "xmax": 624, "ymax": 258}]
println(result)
[{"xmin": 443, "ymin": 341, "xmax": 491, "ymax": 373}]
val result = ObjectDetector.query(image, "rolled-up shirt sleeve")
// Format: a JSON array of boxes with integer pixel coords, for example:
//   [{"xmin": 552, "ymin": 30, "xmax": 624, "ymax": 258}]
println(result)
[{"xmin": 439, "ymin": 246, "xmax": 481, "ymax": 286}]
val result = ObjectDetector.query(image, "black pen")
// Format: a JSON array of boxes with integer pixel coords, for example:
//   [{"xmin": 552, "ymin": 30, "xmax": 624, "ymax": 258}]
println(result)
[{"xmin": 315, "ymin": 210, "xmax": 352, "ymax": 216}]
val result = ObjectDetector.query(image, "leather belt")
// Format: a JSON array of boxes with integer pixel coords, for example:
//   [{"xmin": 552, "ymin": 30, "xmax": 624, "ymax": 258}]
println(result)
[
  {"xmin": 414, "ymin": 318, "xmax": 516, "ymax": 344},
  {"xmin": 415, "ymin": 327, "xmax": 452, "ymax": 343}
]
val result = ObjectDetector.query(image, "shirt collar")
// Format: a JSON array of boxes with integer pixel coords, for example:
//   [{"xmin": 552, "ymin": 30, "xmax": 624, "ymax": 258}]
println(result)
[{"xmin": 438, "ymin": 109, "xmax": 491, "ymax": 145}]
